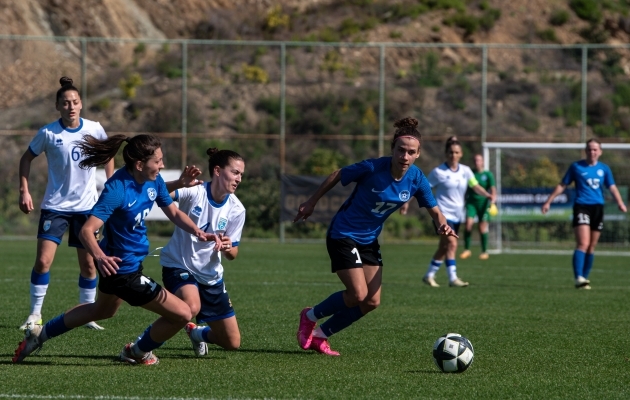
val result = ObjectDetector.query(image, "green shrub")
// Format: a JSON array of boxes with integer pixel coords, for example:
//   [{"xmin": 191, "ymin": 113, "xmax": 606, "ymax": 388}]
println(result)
[
  {"xmin": 479, "ymin": 7, "xmax": 501, "ymax": 31},
  {"xmin": 91, "ymin": 97, "xmax": 111, "ymax": 111},
  {"xmin": 570, "ymin": 0, "xmax": 602, "ymax": 23},
  {"xmin": 413, "ymin": 52, "xmax": 444, "ymax": 87},
  {"xmin": 389, "ymin": 30, "xmax": 403, "ymax": 38},
  {"xmin": 612, "ymin": 83, "xmax": 630, "ymax": 108},
  {"xmin": 119, "ymin": 73, "xmax": 143, "ymax": 99},
  {"xmin": 537, "ymin": 28, "xmax": 558, "ymax": 42},
  {"xmin": 242, "ymin": 64, "xmax": 269, "ymax": 84},
  {"xmin": 264, "ymin": 5, "xmax": 290, "ymax": 31},
  {"xmin": 340, "ymin": 19, "xmax": 361, "ymax": 36},
  {"xmin": 157, "ymin": 60, "xmax": 183, "ymax": 79},
  {"xmin": 549, "ymin": 9, "xmax": 570, "ymax": 26},
  {"xmin": 301, "ymin": 148, "xmax": 348, "ymax": 175},
  {"xmin": 444, "ymin": 13, "xmax": 479, "ymax": 36}
]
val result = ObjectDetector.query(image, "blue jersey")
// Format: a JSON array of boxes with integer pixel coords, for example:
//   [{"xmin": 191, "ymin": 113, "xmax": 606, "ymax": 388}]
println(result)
[
  {"xmin": 561, "ymin": 160, "xmax": 615, "ymax": 205},
  {"xmin": 91, "ymin": 168, "xmax": 173, "ymax": 274},
  {"xmin": 328, "ymin": 157, "xmax": 437, "ymax": 245}
]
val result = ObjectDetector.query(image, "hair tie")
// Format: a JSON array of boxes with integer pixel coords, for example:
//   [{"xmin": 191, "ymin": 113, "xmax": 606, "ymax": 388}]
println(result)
[{"xmin": 125, "ymin": 137, "xmax": 130, "ymax": 143}]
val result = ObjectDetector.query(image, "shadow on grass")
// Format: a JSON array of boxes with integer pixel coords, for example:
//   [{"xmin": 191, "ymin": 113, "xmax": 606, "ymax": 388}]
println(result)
[{"xmin": 405, "ymin": 369, "xmax": 443, "ymax": 374}]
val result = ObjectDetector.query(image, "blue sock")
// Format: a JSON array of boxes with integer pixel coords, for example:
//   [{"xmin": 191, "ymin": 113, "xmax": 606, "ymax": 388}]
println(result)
[
  {"xmin": 31, "ymin": 269, "xmax": 50, "ymax": 285},
  {"xmin": 319, "ymin": 306, "xmax": 364, "ymax": 337},
  {"xmin": 201, "ymin": 326, "xmax": 214, "ymax": 344},
  {"xmin": 313, "ymin": 291, "xmax": 347, "ymax": 319},
  {"xmin": 44, "ymin": 314, "xmax": 72, "ymax": 339},
  {"xmin": 573, "ymin": 250, "xmax": 586, "ymax": 279},
  {"xmin": 136, "ymin": 325, "xmax": 164, "ymax": 352},
  {"xmin": 583, "ymin": 253, "xmax": 595, "ymax": 279}
]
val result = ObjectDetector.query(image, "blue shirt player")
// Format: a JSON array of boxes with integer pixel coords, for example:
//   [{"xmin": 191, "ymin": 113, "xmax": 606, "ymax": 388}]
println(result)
[
  {"xmin": 542, "ymin": 139, "xmax": 626, "ymax": 290},
  {"xmin": 294, "ymin": 117, "xmax": 457, "ymax": 356},
  {"xmin": 13, "ymin": 134, "xmax": 220, "ymax": 365}
]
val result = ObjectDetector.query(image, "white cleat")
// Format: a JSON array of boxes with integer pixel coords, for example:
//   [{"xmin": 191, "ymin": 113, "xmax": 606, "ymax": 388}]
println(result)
[
  {"xmin": 423, "ymin": 276, "xmax": 440, "ymax": 288},
  {"xmin": 84, "ymin": 321, "xmax": 105, "ymax": 330},
  {"xmin": 449, "ymin": 278, "xmax": 469, "ymax": 287},
  {"xmin": 12, "ymin": 323, "xmax": 44, "ymax": 363},
  {"xmin": 185, "ymin": 322, "xmax": 208, "ymax": 357},
  {"xmin": 575, "ymin": 276, "xmax": 590, "ymax": 288},
  {"xmin": 19, "ymin": 314, "xmax": 42, "ymax": 331}
]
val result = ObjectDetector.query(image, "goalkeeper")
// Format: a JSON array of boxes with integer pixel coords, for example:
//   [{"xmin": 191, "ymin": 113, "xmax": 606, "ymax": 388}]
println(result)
[{"xmin": 460, "ymin": 154, "xmax": 496, "ymax": 260}]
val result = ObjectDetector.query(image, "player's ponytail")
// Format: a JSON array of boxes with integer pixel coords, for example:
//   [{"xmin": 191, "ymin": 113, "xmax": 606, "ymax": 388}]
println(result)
[
  {"xmin": 76, "ymin": 134, "xmax": 162, "ymax": 170},
  {"xmin": 56, "ymin": 76, "xmax": 80, "ymax": 103},
  {"xmin": 391, "ymin": 117, "xmax": 421, "ymax": 149},
  {"xmin": 207, "ymin": 148, "xmax": 244, "ymax": 173}
]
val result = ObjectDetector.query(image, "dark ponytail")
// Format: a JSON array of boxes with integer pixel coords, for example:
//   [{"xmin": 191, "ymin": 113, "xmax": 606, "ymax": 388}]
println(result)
[
  {"xmin": 76, "ymin": 134, "xmax": 162, "ymax": 170},
  {"xmin": 207, "ymin": 147, "xmax": 243, "ymax": 173}
]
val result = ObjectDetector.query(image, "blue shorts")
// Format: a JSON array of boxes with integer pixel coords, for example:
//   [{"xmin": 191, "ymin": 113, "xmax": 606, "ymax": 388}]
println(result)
[
  {"xmin": 37, "ymin": 210, "xmax": 92, "ymax": 247},
  {"xmin": 162, "ymin": 267, "xmax": 235, "ymax": 324}
]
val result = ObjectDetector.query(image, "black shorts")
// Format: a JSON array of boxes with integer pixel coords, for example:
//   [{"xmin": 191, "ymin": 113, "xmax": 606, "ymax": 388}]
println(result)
[
  {"xmin": 98, "ymin": 265, "xmax": 162, "ymax": 307},
  {"xmin": 572, "ymin": 204, "xmax": 604, "ymax": 231},
  {"xmin": 326, "ymin": 236, "xmax": 383, "ymax": 273},
  {"xmin": 162, "ymin": 267, "xmax": 235, "ymax": 324},
  {"xmin": 37, "ymin": 210, "xmax": 93, "ymax": 247}
]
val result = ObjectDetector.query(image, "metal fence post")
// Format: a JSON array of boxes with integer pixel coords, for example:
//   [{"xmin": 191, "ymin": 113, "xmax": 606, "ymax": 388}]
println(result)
[
  {"xmin": 581, "ymin": 45, "xmax": 588, "ymax": 143},
  {"xmin": 181, "ymin": 41, "xmax": 188, "ymax": 169},
  {"xmin": 81, "ymin": 38, "xmax": 88, "ymax": 109},
  {"xmin": 481, "ymin": 45, "xmax": 488, "ymax": 144},
  {"xmin": 280, "ymin": 42, "xmax": 287, "ymax": 243},
  {"xmin": 378, "ymin": 44, "xmax": 385, "ymax": 157}
]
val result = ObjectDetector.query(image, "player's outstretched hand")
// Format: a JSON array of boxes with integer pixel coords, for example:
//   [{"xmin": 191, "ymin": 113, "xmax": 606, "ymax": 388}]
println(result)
[
  {"xmin": 437, "ymin": 223, "xmax": 459, "ymax": 238},
  {"xmin": 541, "ymin": 203, "xmax": 550, "ymax": 214},
  {"xmin": 96, "ymin": 256, "xmax": 122, "ymax": 277},
  {"xmin": 179, "ymin": 165, "xmax": 204, "ymax": 188},
  {"xmin": 294, "ymin": 200, "xmax": 316, "ymax": 222},
  {"xmin": 619, "ymin": 203, "xmax": 628, "ymax": 213},
  {"xmin": 19, "ymin": 191, "xmax": 34, "ymax": 214}
]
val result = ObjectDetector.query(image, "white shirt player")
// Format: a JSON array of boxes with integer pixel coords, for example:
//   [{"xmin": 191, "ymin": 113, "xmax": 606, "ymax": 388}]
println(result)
[
  {"xmin": 28, "ymin": 118, "xmax": 108, "ymax": 212},
  {"xmin": 160, "ymin": 183, "xmax": 246, "ymax": 286},
  {"xmin": 428, "ymin": 163, "xmax": 476, "ymax": 223}
]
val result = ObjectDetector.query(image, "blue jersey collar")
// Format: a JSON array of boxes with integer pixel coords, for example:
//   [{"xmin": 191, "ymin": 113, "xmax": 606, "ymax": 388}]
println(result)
[
  {"xmin": 59, "ymin": 118, "xmax": 83, "ymax": 133},
  {"xmin": 206, "ymin": 182, "xmax": 229, "ymax": 207}
]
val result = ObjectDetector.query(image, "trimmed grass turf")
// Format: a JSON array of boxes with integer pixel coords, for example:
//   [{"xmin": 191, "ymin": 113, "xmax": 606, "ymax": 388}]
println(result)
[{"xmin": 1, "ymin": 239, "xmax": 630, "ymax": 399}]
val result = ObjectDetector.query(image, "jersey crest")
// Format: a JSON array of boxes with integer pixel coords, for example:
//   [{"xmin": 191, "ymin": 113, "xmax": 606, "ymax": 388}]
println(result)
[
  {"xmin": 217, "ymin": 217, "xmax": 228, "ymax": 231},
  {"xmin": 147, "ymin": 187, "xmax": 157, "ymax": 201},
  {"xmin": 399, "ymin": 190, "xmax": 410, "ymax": 202}
]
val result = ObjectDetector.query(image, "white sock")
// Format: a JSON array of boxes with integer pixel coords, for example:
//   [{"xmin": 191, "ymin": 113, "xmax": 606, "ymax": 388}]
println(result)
[
  {"xmin": 312, "ymin": 326, "xmax": 327, "ymax": 339},
  {"xmin": 131, "ymin": 343, "xmax": 147, "ymax": 358},
  {"xmin": 79, "ymin": 287, "xmax": 96, "ymax": 304},
  {"xmin": 306, "ymin": 308, "xmax": 318, "ymax": 322},
  {"xmin": 447, "ymin": 265, "xmax": 458, "ymax": 282},
  {"xmin": 30, "ymin": 283, "xmax": 48, "ymax": 315},
  {"xmin": 425, "ymin": 259, "xmax": 443, "ymax": 278}
]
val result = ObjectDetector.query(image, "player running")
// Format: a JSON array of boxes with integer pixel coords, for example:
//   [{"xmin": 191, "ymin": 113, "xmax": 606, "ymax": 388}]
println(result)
[
  {"xmin": 161, "ymin": 148, "xmax": 245, "ymax": 356},
  {"xmin": 18, "ymin": 76, "xmax": 114, "ymax": 331},
  {"xmin": 13, "ymin": 134, "xmax": 220, "ymax": 365},
  {"xmin": 294, "ymin": 117, "xmax": 457, "ymax": 356},
  {"xmin": 460, "ymin": 153, "xmax": 497, "ymax": 261},
  {"xmin": 422, "ymin": 138, "xmax": 493, "ymax": 288},
  {"xmin": 541, "ymin": 139, "xmax": 626, "ymax": 290}
]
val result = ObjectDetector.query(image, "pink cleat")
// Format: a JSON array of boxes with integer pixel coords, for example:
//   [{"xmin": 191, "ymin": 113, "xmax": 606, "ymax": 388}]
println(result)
[
  {"xmin": 297, "ymin": 307, "xmax": 316, "ymax": 350},
  {"xmin": 309, "ymin": 336, "xmax": 340, "ymax": 356}
]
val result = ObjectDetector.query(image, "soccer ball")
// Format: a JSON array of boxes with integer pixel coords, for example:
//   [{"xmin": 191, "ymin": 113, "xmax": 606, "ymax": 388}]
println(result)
[
  {"xmin": 432, "ymin": 333, "xmax": 474, "ymax": 373},
  {"xmin": 488, "ymin": 203, "xmax": 498, "ymax": 217}
]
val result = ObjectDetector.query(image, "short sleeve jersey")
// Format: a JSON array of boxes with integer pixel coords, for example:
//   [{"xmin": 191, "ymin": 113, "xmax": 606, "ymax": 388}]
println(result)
[
  {"xmin": 28, "ymin": 118, "xmax": 108, "ymax": 212},
  {"xmin": 160, "ymin": 183, "xmax": 246, "ymax": 286},
  {"xmin": 91, "ymin": 168, "xmax": 173, "ymax": 274},
  {"xmin": 428, "ymin": 163, "xmax": 475, "ymax": 223},
  {"xmin": 561, "ymin": 160, "xmax": 615, "ymax": 205},
  {"xmin": 328, "ymin": 157, "xmax": 437, "ymax": 245},
  {"xmin": 466, "ymin": 170, "xmax": 495, "ymax": 206}
]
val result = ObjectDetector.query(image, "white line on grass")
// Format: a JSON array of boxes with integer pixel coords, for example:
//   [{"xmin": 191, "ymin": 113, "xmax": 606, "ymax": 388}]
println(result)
[{"xmin": 0, "ymin": 395, "xmax": 232, "ymax": 400}]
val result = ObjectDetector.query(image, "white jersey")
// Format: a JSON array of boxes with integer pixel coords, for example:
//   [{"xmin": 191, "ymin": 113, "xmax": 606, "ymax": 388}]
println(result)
[
  {"xmin": 428, "ymin": 163, "xmax": 475, "ymax": 223},
  {"xmin": 28, "ymin": 118, "xmax": 108, "ymax": 212},
  {"xmin": 160, "ymin": 183, "xmax": 246, "ymax": 286}
]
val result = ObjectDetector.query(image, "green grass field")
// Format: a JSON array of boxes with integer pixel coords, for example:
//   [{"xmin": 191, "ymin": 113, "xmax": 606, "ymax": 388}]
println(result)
[{"xmin": 1, "ymin": 239, "xmax": 630, "ymax": 399}]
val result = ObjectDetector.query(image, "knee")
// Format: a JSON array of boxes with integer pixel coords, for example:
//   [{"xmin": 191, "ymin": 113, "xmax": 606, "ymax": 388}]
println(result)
[
  {"xmin": 188, "ymin": 303, "xmax": 201, "ymax": 318},
  {"xmin": 223, "ymin": 335, "xmax": 241, "ymax": 351},
  {"xmin": 361, "ymin": 298, "xmax": 380, "ymax": 313},
  {"xmin": 33, "ymin": 257, "xmax": 53, "ymax": 273},
  {"xmin": 172, "ymin": 307, "xmax": 192, "ymax": 325},
  {"xmin": 344, "ymin": 290, "xmax": 367, "ymax": 307}
]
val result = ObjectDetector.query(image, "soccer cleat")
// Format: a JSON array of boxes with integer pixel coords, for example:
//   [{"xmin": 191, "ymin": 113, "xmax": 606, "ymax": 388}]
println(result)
[
  {"xmin": 478, "ymin": 253, "xmax": 490, "ymax": 260},
  {"xmin": 459, "ymin": 250, "xmax": 472, "ymax": 259},
  {"xmin": 297, "ymin": 307, "xmax": 316, "ymax": 350},
  {"xmin": 84, "ymin": 321, "xmax": 105, "ymax": 330},
  {"xmin": 309, "ymin": 336, "xmax": 340, "ymax": 356},
  {"xmin": 185, "ymin": 322, "xmax": 208, "ymax": 357},
  {"xmin": 119, "ymin": 343, "xmax": 159, "ymax": 365},
  {"xmin": 18, "ymin": 314, "xmax": 42, "ymax": 331},
  {"xmin": 12, "ymin": 323, "xmax": 43, "ymax": 363},
  {"xmin": 449, "ymin": 278, "xmax": 469, "ymax": 287},
  {"xmin": 422, "ymin": 276, "xmax": 440, "ymax": 288},
  {"xmin": 575, "ymin": 276, "xmax": 590, "ymax": 288},
  {"xmin": 577, "ymin": 284, "xmax": 592, "ymax": 290}
]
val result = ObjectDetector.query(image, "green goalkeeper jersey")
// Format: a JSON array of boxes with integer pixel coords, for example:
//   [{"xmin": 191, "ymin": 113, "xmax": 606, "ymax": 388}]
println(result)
[{"xmin": 465, "ymin": 170, "xmax": 495, "ymax": 206}]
